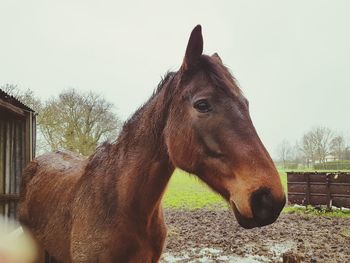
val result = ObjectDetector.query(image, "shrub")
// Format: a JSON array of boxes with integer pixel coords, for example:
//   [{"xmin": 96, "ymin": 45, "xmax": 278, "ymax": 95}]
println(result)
[{"xmin": 314, "ymin": 161, "xmax": 350, "ymax": 170}]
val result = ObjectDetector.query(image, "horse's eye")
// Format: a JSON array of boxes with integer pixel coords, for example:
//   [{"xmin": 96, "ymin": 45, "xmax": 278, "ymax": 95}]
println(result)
[{"xmin": 194, "ymin": 99, "xmax": 212, "ymax": 113}]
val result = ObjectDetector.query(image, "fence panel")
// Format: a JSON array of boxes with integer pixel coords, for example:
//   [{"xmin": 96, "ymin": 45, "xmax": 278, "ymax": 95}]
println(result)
[{"xmin": 287, "ymin": 172, "xmax": 350, "ymax": 209}]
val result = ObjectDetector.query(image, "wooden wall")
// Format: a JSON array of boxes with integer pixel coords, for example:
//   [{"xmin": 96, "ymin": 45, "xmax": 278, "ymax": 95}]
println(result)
[{"xmin": 0, "ymin": 111, "xmax": 35, "ymax": 220}]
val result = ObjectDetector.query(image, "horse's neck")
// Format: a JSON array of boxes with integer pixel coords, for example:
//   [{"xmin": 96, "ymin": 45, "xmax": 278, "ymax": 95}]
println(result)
[{"xmin": 112, "ymin": 89, "xmax": 174, "ymax": 223}]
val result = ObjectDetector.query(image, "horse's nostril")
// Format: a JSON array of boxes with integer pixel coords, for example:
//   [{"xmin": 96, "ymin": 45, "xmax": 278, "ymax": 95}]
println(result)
[{"xmin": 250, "ymin": 187, "xmax": 284, "ymax": 226}]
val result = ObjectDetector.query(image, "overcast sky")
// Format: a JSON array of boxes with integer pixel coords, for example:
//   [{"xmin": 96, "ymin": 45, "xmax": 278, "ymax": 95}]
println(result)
[{"xmin": 1, "ymin": 0, "xmax": 349, "ymax": 157}]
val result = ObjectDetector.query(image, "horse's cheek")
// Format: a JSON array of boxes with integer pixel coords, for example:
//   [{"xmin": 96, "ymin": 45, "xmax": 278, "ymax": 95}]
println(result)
[{"xmin": 167, "ymin": 130, "xmax": 199, "ymax": 173}]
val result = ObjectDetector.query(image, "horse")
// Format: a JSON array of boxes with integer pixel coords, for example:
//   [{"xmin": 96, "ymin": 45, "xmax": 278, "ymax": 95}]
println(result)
[{"xmin": 18, "ymin": 25, "xmax": 286, "ymax": 263}]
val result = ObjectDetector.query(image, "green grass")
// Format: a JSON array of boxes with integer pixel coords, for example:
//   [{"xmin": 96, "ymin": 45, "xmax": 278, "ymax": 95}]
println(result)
[
  {"xmin": 162, "ymin": 169, "xmax": 288, "ymax": 209},
  {"xmin": 162, "ymin": 169, "xmax": 350, "ymax": 218},
  {"xmin": 279, "ymin": 170, "xmax": 287, "ymax": 193},
  {"xmin": 277, "ymin": 166, "xmax": 350, "ymax": 173},
  {"xmin": 162, "ymin": 169, "xmax": 227, "ymax": 209},
  {"xmin": 284, "ymin": 206, "xmax": 350, "ymax": 218}
]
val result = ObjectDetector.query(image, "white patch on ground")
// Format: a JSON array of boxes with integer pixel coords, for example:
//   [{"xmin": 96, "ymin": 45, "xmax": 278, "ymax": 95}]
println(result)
[
  {"xmin": 161, "ymin": 241, "xmax": 296, "ymax": 263},
  {"xmin": 198, "ymin": 247, "xmax": 221, "ymax": 255},
  {"xmin": 268, "ymin": 240, "xmax": 296, "ymax": 261},
  {"xmin": 269, "ymin": 241, "xmax": 294, "ymax": 256},
  {"xmin": 161, "ymin": 253, "xmax": 190, "ymax": 262},
  {"xmin": 218, "ymin": 254, "xmax": 270, "ymax": 263}
]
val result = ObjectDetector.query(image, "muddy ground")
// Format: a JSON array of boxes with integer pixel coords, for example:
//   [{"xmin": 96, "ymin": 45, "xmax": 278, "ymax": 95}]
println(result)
[{"xmin": 161, "ymin": 209, "xmax": 350, "ymax": 263}]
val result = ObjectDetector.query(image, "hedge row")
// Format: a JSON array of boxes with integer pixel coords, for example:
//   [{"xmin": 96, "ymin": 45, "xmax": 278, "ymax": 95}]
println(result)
[{"xmin": 314, "ymin": 161, "xmax": 350, "ymax": 170}]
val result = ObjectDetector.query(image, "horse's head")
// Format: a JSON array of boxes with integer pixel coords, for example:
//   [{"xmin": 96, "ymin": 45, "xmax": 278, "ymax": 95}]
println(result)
[{"xmin": 165, "ymin": 25, "xmax": 285, "ymax": 228}]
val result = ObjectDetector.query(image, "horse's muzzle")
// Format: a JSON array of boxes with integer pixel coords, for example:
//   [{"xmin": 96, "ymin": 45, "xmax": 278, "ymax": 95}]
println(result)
[
  {"xmin": 250, "ymin": 187, "xmax": 286, "ymax": 226},
  {"xmin": 230, "ymin": 187, "xmax": 285, "ymax": 229}
]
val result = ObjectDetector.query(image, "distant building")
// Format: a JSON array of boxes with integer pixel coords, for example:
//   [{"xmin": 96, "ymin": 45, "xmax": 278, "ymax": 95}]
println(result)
[
  {"xmin": 314, "ymin": 154, "xmax": 338, "ymax": 164},
  {"xmin": 325, "ymin": 154, "xmax": 338, "ymax": 162}
]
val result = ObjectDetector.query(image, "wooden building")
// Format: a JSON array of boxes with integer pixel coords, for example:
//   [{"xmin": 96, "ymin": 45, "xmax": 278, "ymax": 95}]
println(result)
[{"xmin": 0, "ymin": 88, "xmax": 36, "ymax": 219}]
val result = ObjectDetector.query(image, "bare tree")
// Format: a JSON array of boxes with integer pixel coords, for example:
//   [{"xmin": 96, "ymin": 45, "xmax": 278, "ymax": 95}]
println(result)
[
  {"xmin": 39, "ymin": 89, "xmax": 121, "ymax": 156},
  {"xmin": 345, "ymin": 134, "xmax": 350, "ymax": 160},
  {"xmin": 344, "ymin": 146, "xmax": 350, "ymax": 161},
  {"xmin": 300, "ymin": 126, "xmax": 334, "ymax": 167},
  {"xmin": 330, "ymin": 134, "xmax": 346, "ymax": 161},
  {"xmin": 311, "ymin": 126, "xmax": 333, "ymax": 164},
  {"xmin": 2, "ymin": 84, "xmax": 121, "ymax": 156},
  {"xmin": 276, "ymin": 139, "xmax": 292, "ymax": 169},
  {"xmin": 289, "ymin": 142, "xmax": 304, "ymax": 168},
  {"xmin": 300, "ymin": 132, "xmax": 317, "ymax": 167}
]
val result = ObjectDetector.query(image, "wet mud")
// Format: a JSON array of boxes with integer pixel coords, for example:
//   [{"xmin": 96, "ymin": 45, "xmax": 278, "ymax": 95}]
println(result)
[{"xmin": 161, "ymin": 209, "xmax": 350, "ymax": 262}]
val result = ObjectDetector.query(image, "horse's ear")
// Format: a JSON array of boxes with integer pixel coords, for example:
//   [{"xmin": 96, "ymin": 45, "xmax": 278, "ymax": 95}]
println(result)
[
  {"xmin": 212, "ymin": 52, "xmax": 222, "ymax": 63},
  {"xmin": 181, "ymin": 25, "xmax": 203, "ymax": 72}
]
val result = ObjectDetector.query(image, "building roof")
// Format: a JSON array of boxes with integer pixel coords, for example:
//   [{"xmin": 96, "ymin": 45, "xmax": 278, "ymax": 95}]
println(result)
[{"xmin": 0, "ymin": 88, "xmax": 35, "ymax": 113}]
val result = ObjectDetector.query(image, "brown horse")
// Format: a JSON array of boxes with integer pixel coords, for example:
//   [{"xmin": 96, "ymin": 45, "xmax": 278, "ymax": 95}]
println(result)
[{"xmin": 18, "ymin": 25, "xmax": 285, "ymax": 263}]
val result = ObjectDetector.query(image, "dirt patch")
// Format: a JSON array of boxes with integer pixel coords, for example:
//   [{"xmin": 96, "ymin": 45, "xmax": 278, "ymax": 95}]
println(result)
[{"xmin": 161, "ymin": 209, "xmax": 350, "ymax": 262}]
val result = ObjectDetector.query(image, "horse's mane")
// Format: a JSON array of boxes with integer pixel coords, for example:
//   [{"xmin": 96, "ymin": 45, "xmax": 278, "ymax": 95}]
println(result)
[
  {"xmin": 88, "ymin": 55, "xmax": 241, "ymax": 164},
  {"xmin": 118, "ymin": 71, "xmax": 176, "ymax": 139},
  {"xmin": 154, "ymin": 71, "xmax": 177, "ymax": 98},
  {"xmin": 198, "ymin": 55, "xmax": 242, "ymax": 97}
]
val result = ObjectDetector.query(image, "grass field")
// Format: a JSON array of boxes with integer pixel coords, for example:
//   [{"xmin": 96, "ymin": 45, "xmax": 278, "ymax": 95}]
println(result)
[
  {"xmin": 163, "ymin": 169, "xmax": 227, "ymax": 209},
  {"xmin": 163, "ymin": 169, "xmax": 287, "ymax": 209},
  {"xmin": 162, "ymin": 169, "xmax": 350, "ymax": 218}
]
